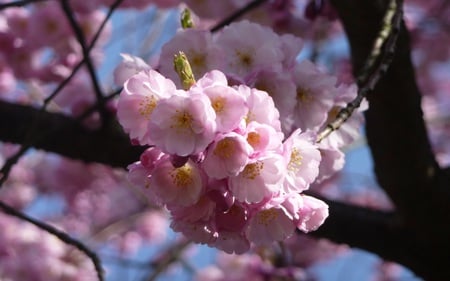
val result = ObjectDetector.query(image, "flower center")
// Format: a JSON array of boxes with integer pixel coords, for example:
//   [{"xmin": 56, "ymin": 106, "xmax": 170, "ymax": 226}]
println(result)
[
  {"xmin": 236, "ymin": 51, "xmax": 253, "ymax": 67},
  {"xmin": 138, "ymin": 96, "xmax": 157, "ymax": 119},
  {"xmin": 247, "ymin": 132, "xmax": 260, "ymax": 148},
  {"xmin": 288, "ymin": 148, "xmax": 303, "ymax": 172},
  {"xmin": 171, "ymin": 110, "xmax": 193, "ymax": 130},
  {"xmin": 297, "ymin": 87, "xmax": 313, "ymax": 103},
  {"xmin": 257, "ymin": 209, "xmax": 278, "ymax": 226},
  {"xmin": 242, "ymin": 161, "xmax": 263, "ymax": 180},
  {"xmin": 170, "ymin": 164, "xmax": 193, "ymax": 187},
  {"xmin": 212, "ymin": 97, "xmax": 226, "ymax": 113},
  {"xmin": 214, "ymin": 138, "xmax": 234, "ymax": 159}
]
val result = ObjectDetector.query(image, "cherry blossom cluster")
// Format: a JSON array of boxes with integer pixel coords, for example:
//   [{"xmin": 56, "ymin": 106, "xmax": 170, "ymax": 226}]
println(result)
[
  {"xmin": 115, "ymin": 19, "xmax": 366, "ymax": 253},
  {"xmin": 117, "ymin": 65, "xmax": 329, "ymax": 253}
]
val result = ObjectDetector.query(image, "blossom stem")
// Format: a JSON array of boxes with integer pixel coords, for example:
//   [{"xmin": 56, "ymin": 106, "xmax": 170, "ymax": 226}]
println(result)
[{"xmin": 317, "ymin": 0, "xmax": 402, "ymax": 142}]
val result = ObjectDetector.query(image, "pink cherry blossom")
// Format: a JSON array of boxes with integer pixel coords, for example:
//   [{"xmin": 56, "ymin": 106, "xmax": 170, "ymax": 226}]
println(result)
[
  {"xmin": 229, "ymin": 152, "xmax": 285, "ymax": 204},
  {"xmin": 159, "ymin": 29, "xmax": 224, "ymax": 87},
  {"xmin": 117, "ymin": 69, "xmax": 176, "ymax": 145},
  {"xmin": 114, "ymin": 53, "xmax": 151, "ymax": 86},
  {"xmin": 215, "ymin": 202, "xmax": 248, "ymax": 233},
  {"xmin": 246, "ymin": 205, "xmax": 296, "ymax": 245},
  {"xmin": 215, "ymin": 20, "xmax": 284, "ymax": 79},
  {"xmin": 148, "ymin": 93, "xmax": 216, "ymax": 156},
  {"xmin": 315, "ymin": 144, "xmax": 345, "ymax": 183},
  {"xmin": 149, "ymin": 158, "xmax": 205, "ymax": 207},
  {"xmin": 244, "ymin": 121, "xmax": 284, "ymax": 156},
  {"xmin": 291, "ymin": 60, "xmax": 337, "ymax": 131},
  {"xmin": 249, "ymin": 69, "xmax": 297, "ymax": 134},
  {"xmin": 236, "ymin": 85, "xmax": 282, "ymax": 132},
  {"xmin": 202, "ymin": 133, "xmax": 251, "ymax": 179},
  {"xmin": 296, "ymin": 195, "xmax": 329, "ymax": 232},
  {"xmin": 26, "ymin": 2, "xmax": 71, "ymax": 48},
  {"xmin": 282, "ymin": 129, "xmax": 321, "ymax": 193},
  {"xmin": 191, "ymin": 73, "xmax": 247, "ymax": 133},
  {"xmin": 321, "ymin": 83, "xmax": 367, "ymax": 148}
]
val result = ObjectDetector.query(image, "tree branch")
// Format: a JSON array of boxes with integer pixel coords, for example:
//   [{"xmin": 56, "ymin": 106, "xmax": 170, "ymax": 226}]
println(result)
[
  {"xmin": 0, "ymin": 100, "xmax": 144, "ymax": 167},
  {"xmin": 329, "ymin": 0, "xmax": 450, "ymax": 280}
]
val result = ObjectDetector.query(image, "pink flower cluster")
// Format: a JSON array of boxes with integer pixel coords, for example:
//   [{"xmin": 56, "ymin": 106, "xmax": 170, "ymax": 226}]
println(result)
[
  {"xmin": 117, "ymin": 65, "xmax": 329, "ymax": 253},
  {"xmin": 157, "ymin": 20, "xmax": 365, "ymax": 182}
]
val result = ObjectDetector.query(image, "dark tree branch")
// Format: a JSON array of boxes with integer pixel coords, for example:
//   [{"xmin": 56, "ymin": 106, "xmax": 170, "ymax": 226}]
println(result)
[
  {"xmin": 0, "ymin": 0, "xmax": 48, "ymax": 10},
  {"xmin": 210, "ymin": 0, "xmax": 269, "ymax": 32},
  {"xmin": 328, "ymin": 0, "xmax": 450, "ymax": 280},
  {"xmin": 308, "ymin": 196, "xmax": 411, "ymax": 265},
  {"xmin": 0, "ymin": 100, "xmax": 145, "ymax": 167}
]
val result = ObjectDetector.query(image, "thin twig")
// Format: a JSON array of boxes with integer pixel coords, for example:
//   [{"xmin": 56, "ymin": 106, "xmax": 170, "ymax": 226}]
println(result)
[
  {"xmin": 0, "ymin": 0, "xmax": 47, "ymax": 10},
  {"xmin": 60, "ymin": 0, "xmax": 108, "ymax": 123},
  {"xmin": 210, "ymin": 0, "xmax": 269, "ymax": 32},
  {"xmin": 0, "ymin": 200, "xmax": 105, "ymax": 281},
  {"xmin": 317, "ymin": 0, "xmax": 403, "ymax": 142}
]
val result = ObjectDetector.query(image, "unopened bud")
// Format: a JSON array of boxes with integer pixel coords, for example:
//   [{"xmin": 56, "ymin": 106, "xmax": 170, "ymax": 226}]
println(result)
[
  {"xmin": 173, "ymin": 51, "xmax": 196, "ymax": 90},
  {"xmin": 180, "ymin": 8, "xmax": 194, "ymax": 29}
]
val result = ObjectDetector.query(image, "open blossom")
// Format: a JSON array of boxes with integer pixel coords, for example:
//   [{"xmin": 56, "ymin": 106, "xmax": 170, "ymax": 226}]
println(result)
[
  {"xmin": 202, "ymin": 133, "xmax": 251, "ymax": 179},
  {"xmin": 215, "ymin": 20, "xmax": 284, "ymax": 79},
  {"xmin": 244, "ymin": 121, "xmax": 284, "ymax": 155},
  {"xmin": 117, "ymin": 69, "xmax": 177, "ymax": 145},
  {"xmin": 282, "ymin": 129, "xmax": 321, "ymax": 193},
  {"xmin": 246, "ymin": 205, "xmax": 296, "ymax": 245},
  {"xmin": 250, "ymin": 69, "xmax": 297, "ymax": 134},
  {"xmin": 149, "ymin": 158, "xmax": 204, "ymax": 207},
  {"xmin": 148, "ymin": 93, "xmax": 217, "ymax": 156},
  {"xmin": 159, "ymin": 29, "xmax": 224, "ymax": 88},
  {"xmin": 191, "ymin": 71, "xmax": 247, "ymax": 133},
  {"xmin": 26, "ymin": 2, "xmax": 71, "ymax": 48},
  {"xmin": 291, "ymin": 60, "xmax": 337, "ymax": 131},
  {"xmin": 115, "ymin": 64, "xmax": 332, "ymax": 250},
  {"xmin": 229, "ymin": 152, "xmax": 285, "ymax": 204},
  {"xmin": 237, "ymin": 85, "xmax": 282, "ymax": 132}
]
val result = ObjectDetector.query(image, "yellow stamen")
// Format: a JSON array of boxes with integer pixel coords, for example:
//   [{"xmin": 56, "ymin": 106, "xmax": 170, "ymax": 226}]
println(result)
[
  {"xmin": 170, "ymin": 164, "xmax": 193, "ymax": 187},
  {"xmin": 214, "ymin": 138, "xmax": 234, "ymax": 159},
  {"xmin": 242, "ymin": 162, "xmax": 263, "ymax": 180},
  {"xmin": 171, "ymin": 110, "xmax": 193, "ymax": 130},
  {"xmin": 212, "ymin": 97, "xmax": 226, "ymax": 113},
  {"xmin": 288, "ymin": 148, "xmax": 303, "ymax": 172},
  {"xmin": 257, "ymin": 209, "xmax": 278, "ymax": 226},
  {"xmin": 138, "ymin": 96, "xmax": 157, "ymax": 119}
]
